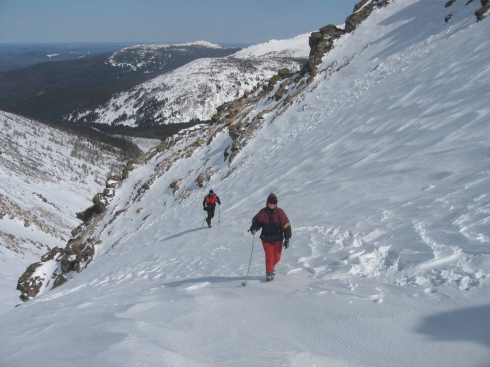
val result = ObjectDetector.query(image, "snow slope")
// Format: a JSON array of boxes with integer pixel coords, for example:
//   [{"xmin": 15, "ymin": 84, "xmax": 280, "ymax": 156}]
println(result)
[
  {"xmin": 232, "ymin": 32, "xmax": 310, "ymax": 58},
  {"xmin": 0, "ymin": 111, "xmax": 124, "ymax": 313},
  {"xmin": 1, "ymin": 1, "xmax": 490, "ymax": 366}
]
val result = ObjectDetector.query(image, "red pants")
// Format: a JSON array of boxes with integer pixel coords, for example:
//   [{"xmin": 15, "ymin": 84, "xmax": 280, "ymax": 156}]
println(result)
[{"xmin": 262, "ymin": 241, "xmax": 283, "ymax": 274}]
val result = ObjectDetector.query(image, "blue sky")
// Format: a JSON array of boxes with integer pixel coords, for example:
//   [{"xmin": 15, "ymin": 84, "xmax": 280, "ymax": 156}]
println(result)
[{"xmin": 0, "ymin": 0, "xmax": 359, "ymax": 45}]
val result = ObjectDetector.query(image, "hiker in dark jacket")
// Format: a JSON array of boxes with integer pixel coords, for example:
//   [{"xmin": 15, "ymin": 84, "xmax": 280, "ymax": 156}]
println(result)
[
  {"xmin": 249, "ymin": 193, "xmax": 291, "ymax": 281},
  {"xmin": 203, "ymin": 190, "xmax": 221, "ymax": 227}
]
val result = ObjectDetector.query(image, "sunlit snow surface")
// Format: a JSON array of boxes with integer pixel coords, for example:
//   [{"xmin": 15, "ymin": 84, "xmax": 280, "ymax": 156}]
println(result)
[{"xmin": 1, "ymin": 1, "xmax": 490, "ymax": 366}]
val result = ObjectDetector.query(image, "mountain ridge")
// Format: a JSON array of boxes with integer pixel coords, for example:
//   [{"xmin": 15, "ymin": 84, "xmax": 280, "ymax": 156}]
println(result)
[{"xmin": 0, "ymin": 43, "xmax": 241, "ymax": 123}]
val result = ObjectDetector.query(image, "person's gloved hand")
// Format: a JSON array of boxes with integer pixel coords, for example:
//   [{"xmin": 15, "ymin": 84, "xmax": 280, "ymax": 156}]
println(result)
[
  {"xmin": 249, "ymin": 226, "xmax": 256, "ymax": 235},
  {"xmin": 283, "ymin": 239, "xmax": 290, "ymax": 249},
  {"xmin": 203, "ymin": 206, "xmax": 207, "ymax": 211}
]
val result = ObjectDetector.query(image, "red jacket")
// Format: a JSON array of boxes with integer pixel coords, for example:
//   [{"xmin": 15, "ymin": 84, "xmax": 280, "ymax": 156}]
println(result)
[
  {"xmin": 252, "ymin": 206, "xmax": 291, "ymax": 243},
  {"xmin": 203, "ymin": 193, "xmax": 221, "ymax": 208}
]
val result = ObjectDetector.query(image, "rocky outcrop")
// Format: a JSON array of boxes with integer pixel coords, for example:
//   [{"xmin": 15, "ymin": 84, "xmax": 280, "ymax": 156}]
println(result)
[
  {"xmin": 17, "ymin": 172, "xmax": 120, "ymax": 302},
  {"xmin": 306, "ymin": 25, "xmax": 346, "ymax": 77},
  {"xmin": 76, "ymin": 189, "xmax": 111, "ymax": 223},
  {"xmin": 345, "ymin": 0, "xmax": 391, "ymax": 33},
  {"xmin": 122, "ymin": 155, "xmax": 146, "ymax": 179},
  {"xmin": 195, "ymin": 167, "xmax": 219, "ymax": 188},
  {"xmin": 476, "ymin": 3, "xmax": 490, "ymax": 21},
  {"xmin": 445, "ymin": 0, "xmax": 456, "ymax": 8},
  {"xmin": 304, "ymin": 0, "xmax": 392, "ymax": 80},
  {"xmin": 17, "ymin": 263, "xmax": 44, "ymax": 301},
  {"xmin": 170, "ymin": 179, "xmax": 183, "ymax": 194},
  {"xmin": 17, "ymin": 246, "xmax": 63, "ymax": 301}
]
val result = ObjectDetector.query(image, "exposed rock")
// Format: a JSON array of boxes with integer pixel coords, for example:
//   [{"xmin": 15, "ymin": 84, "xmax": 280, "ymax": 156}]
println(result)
[
  {"xmin": 170, "ymin": 179, "xmax": 182, "ymax": 194},
  {"xmin": 40, "ymin": 246, "xmax": 63, "ymax": 262},
  {"xmin": 93, "ymin": 193, "xmax": 108, "ymax": 214},
  {"xmin": 16, "ymin": 262, "xmax": 43, "ymax": 301},
  {"xmin": 60, "ymin": 238, "xmax": 95, "ymax": 273},
  {"xmin": 307, "ymin": 25, "xmax": 346, "ymax": 75},
  {"xmin": 76, "ymin": 206, "xmax": 97, "ymax": 223},
  {"xmin": 197, "ymin": 138, "xmax": 207, "ymax": 146},
  {"xmin": 445, "ymin": 0, "xmax": 456, "ymax": 8},
  {"xmin": 264, "ymin": 74, "xmax": 282, "ymax": 92},
  {"xmin": 275, "ymin": 81, "xmax": 290, "ymax": 101},
  {"xmin": 257, "ymin": 110, "xmax": 272, "ymax": 120},
  {"xmin": 195, "ymin": 173, "xmax": 206, "ymax": 187},
  {"xmin": 60, "ymin": 256, "xmax": 76, "ymax": 273},
  {"xmin": 71, "ymin": 224, "xmax": 85, "ymax": 238},
  {"xmin": 103, "ymin": 188, "xmax": 114, "ymax": 197},
  {"xmin": 345, "ymin": 0, "xmax": 391, "ymax": 33},
  {"xmin": 195, "ymin": 167, "xmax": 218, "ymax": 187},
  {"xmin": 228, "ymin": 124, "xmax": 244, "ymax": 140},
  {"xmin": 53, "ymin": 274, "xmax": 67, "ymax": 288},
  {"xmin": 121, "ymin": 155, "xmax": 145, "ymax": 179},
  {"xmin": 105, "ymin": 181, "xmax": 118, "ymax": 189},
  {"xmin": 207, "ymin": 126, "xmax": 225, "ymax": 145},
  {"xmin": 121, "ymin": 163, "xmax": 134, "ymax": 180},
  {"xmin": 476, "ymin": 5, "xmax": 490, "ymax": 20}
]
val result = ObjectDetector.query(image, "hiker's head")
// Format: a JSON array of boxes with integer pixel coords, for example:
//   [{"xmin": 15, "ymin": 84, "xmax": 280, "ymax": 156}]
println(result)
[
  {"xmin": 267, "ymin": 193, "xmax": 278, "ymax": 208},
  {"xmin": 209, "ymin": 190, "xmax": 214, "ymax": 195}
]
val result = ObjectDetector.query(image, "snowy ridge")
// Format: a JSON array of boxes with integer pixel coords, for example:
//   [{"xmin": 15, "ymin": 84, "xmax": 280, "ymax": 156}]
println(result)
[
  {"xmin": 2, "ymin": 0, "xmax": 490, "ymax": 366},
  {"xmin": 232, "ymin": 33, "xmax": 310, "ymax": 58},
  {"xmin": 76, "ymin": 38, "xmax": 309, "ymax": 126},
  {"xmin": 92, "ymin": 57, "xmax": 305, "ymax": 126},
  {"xmin": 106, "ymin": 41, "xmax": 225, "ymax": 71}
]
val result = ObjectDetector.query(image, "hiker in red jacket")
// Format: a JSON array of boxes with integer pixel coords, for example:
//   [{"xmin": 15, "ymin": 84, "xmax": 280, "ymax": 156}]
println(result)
[
  {"xmin": 249, "ymin": 193, "xmax": 291, "ymax": 281},
  {"xmin": 203, "ymin": 190, "xmax": 221, "ymax": 227}
]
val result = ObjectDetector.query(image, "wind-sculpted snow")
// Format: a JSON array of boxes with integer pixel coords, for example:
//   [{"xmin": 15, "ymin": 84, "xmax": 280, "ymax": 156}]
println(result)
[
  {"xmin": 232, "ymin": 33, "xmax": 310, "ymax": 58},
  {"xmin": 2, "ymin": 1, "xmax": 490, "ymax": 366}
]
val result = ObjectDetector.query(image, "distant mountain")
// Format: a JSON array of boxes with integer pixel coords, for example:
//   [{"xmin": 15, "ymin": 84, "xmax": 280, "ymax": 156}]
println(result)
[
  {"xmin": 0, "ymin": 42, "xmax": 240, "ymax": 124},
  {"xmin": 67, "ymin": 35, "xmax": 310, "ymax": 127},
  {"xmin": 0, "ymin": 43, "xmax": 135, "ymax": 72}
]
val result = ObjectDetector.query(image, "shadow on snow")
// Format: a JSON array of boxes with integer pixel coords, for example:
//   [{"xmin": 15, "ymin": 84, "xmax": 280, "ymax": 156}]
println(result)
[
  {"xmin": 415, "ymin": 304, "xmax": 490, "ymax": 348},
  {"xmin": 163, "ymin": 276, "xmax": 264, "ymax": 288}
]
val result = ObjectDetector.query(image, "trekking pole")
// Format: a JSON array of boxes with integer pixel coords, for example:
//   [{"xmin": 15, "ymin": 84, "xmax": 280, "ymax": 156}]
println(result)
[
  {"xmin": 242, "ymin": 232, "xmax": 255, "ymax": 286},
  {"xmin": 202, "ymin": 216, "xmax": 206, "ymax": 227},
  {"xmin": 218, "ymin": 206, "xmax": 221, "ymax": 223}
]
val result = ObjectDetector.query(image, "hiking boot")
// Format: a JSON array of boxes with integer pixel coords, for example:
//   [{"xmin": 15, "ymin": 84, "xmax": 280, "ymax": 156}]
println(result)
[{"xmin": 266, "ymin": 272, "xmax": 275, "ymax": 282}]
